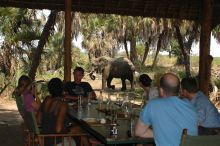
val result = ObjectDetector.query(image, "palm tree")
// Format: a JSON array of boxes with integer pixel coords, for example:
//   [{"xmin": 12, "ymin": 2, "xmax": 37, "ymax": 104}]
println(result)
[
  {"xmin": 174, "ymin": 20, "xmax": 200, "ymax": 77},
  {"xmin": 151, "ymin": 19, "xmax": 173, "ymax": 68},
  {"xmin": 28, "ymin": 10, "xmax": 57, "ymax": 80}
]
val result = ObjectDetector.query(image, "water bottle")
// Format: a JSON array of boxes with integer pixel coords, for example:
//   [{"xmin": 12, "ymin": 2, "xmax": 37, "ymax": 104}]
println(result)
[{"xmin": 127, "ymin": 118, "xmax": 135, "ymax": 137}]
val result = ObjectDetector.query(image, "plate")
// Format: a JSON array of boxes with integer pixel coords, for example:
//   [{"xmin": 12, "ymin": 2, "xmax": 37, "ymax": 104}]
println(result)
[
  {"xmin": 68, "ymin": 102, "xmax": 75, "ymax": 106},
  {"xmin": 83, "ymin": 118, "xmax": 98, "ymax": 124},
  {"xmin": 90, "ymin": 100, "xmax": 99, "ymax": 104}
]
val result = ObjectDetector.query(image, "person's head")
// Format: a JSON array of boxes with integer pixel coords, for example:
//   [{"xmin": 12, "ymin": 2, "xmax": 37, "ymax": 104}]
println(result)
[
  {"xmin": 48, "ymin": 78, "xmax": 63, "ymax": 97},
  {"xmin": 17, "ymin": 75, "xmax": 32, "ymax": 94},
  {"xmin": 159, "ymin": 73, "xmax": 180, "ymax": 97},
  {"xmin": 180, "ymin": 77, "xmax": 198, "ymax": 99},
  {"xmin": 73, "ymin": 67, "xmax": 84, "ymax": 83},
  {"xmin": 139, "ymin": 74, "xmax": 152, "ymax": 88}
]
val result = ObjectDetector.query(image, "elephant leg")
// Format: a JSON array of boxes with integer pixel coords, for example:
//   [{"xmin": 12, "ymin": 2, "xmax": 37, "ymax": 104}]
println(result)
[
  {"xmin": 130, "ymin": 79, "xmax": 134, "ymax": 90},
  {"xmin": 121, "ymin": 78, "xmax": 126, "ymax": 91},
  {"xmin": 107, "ymin": 77, "xmax": 115, "ymax": 90}
]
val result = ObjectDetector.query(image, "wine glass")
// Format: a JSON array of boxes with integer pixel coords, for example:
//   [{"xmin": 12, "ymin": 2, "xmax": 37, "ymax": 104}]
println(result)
[
  {"xmin": 87, "ymin": 92, "xmax": 92, "ymax": 106},
  {"xmin": 98, "ymin": 90, "xmax": 103, "ymax": 109},
  {"xmin": 78, "ymin": 95, "xmax": 82, "ymax": 109},
  {"xmin": 106, "ymin": 92, "xmax": 112, "ymax": 112},
  {"xmin": 116, "ymin": 93, "xmax": 123, "ymax": 107}
]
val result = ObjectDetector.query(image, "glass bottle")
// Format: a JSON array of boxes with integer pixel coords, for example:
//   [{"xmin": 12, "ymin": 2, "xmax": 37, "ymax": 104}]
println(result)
[{"xmin": 99, "ymin": 90, "xmax": 103, "ymax": 109}]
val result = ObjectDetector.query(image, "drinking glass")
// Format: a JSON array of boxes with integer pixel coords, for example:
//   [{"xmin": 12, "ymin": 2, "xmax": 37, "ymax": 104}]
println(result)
[
  {"xmin": 106, "ymin": 92, "xmax": 112, "ymax": 111},
  {"xmin": 87, "ymin": 92, "xmax": 92, "ymax": 106},
  {"xmin": 78, "ymin": 95, "xmax": 82, "ymax": 109},
  {"xmin": 99, "ymin": 91, "xmax": 103, "ymax": 109}
]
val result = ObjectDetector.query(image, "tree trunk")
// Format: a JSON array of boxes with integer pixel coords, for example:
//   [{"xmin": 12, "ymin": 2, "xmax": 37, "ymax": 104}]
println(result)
[
  {"xmin": 28, "ymin": 11, "xmax": 57, "ymax": 80},
  {"xmin": 141, "ymin": 42, "xmax": 149, "ymax": 65},
  {"xmin": 130, "ymin": 35, "xmax": 137, "ymax": 63},
  {"xmin": 112, "ymin": 47, "xmax": 116, "ymax": 58},
  {"xmin": 152, "ymin": 33, "xmax": 163, "ymax": 68},
  {"xmin": 55, "ymin": 47, "xmax": 62, "ymax": 69},
  {"xmin": 175, "ymin": 25, "xmax": 191, "ymax": 77},
  {"xmin": 124, "ymin": 37, "xmax": 129, "ymax": 58}
]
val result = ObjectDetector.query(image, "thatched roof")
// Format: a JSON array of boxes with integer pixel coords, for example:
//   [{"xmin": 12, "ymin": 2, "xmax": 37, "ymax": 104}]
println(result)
[{"xmin": 1, "ymin": 0, "xmax": 220, "ymax": 25}]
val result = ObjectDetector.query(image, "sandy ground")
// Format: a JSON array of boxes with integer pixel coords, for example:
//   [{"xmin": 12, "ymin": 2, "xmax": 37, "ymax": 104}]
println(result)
[{"xmin": 0, "ymin": 98, "xmax": 24, "ymax": 146}]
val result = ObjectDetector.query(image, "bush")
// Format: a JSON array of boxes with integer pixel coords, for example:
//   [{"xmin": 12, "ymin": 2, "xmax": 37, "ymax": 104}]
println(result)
[
  {"xmin": 214, "ymin": 79, "xmax": 220, "ymax": 89},
  {"xmin": 176, "ymin": 71, "xmax": 187, "ymax": 79}
]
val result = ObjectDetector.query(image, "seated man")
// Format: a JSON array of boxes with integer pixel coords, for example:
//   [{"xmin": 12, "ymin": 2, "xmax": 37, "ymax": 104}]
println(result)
[
  {"xmin": 135, "ymin": 73, "xmax": 198, "ymax": 146},
  {"xmin": 181, "ymin": 77, "xmax": 220, "ymax": 135},
  {"xmin": 64, "ymin": 67, "xmax": 96, "ymax": 101}
]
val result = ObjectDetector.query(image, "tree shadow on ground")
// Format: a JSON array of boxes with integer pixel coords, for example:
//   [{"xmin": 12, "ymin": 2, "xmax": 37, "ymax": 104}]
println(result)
[{"xmin": 0, "ymin": 106, "xmax": 24, "ymax": 146}]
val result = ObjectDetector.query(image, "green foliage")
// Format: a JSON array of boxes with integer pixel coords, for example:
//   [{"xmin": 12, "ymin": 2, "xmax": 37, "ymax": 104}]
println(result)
[
  {"xmin": 136, "ymin": 43, "xmax": 145, "ymax": 61},
  {"xmin": 147, "ymin": 54, "xmax": 177, "ymax": 67},
  {"xmin": 72, "ymin": 47, "xmax": 90, "ymax": 70},
  {"xmin": 212, "ymin": 25, "xmax": 220, "ymax": 44},
  {"xmin": 214, "ymin": 79, "xmax": 220, "ymax": 89},
  {"xmin": 35, "ymin": 81, "xmax": 48, "ymax": 101},
  {"xmin": 190, "ymin": 56, "xmax": 199, "ymax": 67},
  {"xmin": 176, "ymin": 71, "xmax": 188, "ymax": 79}
]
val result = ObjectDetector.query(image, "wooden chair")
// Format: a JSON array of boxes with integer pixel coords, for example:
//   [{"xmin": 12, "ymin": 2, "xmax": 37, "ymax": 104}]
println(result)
[
  {"xmin": 14, "ymin": 93, "xmax": 87, "ymax": 146},
  {"xmin": 25, "ymin": 111, "xmax": 88, "ymax": 146},
  {"xmin": 180, "ymin": 129, "xmax": 220, "ymax": 146}
]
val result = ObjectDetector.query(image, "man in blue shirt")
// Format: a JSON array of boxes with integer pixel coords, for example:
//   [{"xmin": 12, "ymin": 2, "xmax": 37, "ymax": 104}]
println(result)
[
  {"xmin": 181, "ymin": 77, "xmax": 220, "ymax": 135},
  {"xmin": 135, "ymin": 73, "xmax": 198, "ymax": 146}
]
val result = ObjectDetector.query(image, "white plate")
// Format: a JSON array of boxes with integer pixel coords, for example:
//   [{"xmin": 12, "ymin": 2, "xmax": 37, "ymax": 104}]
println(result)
[
  {"xmin": 83, "ymin": 118, "xmax": 98, "ymax": 123},
  {"xmin": 68, "ymin": 103, "xmax": 74, "ymax": 106},
  {"xmin": 90, "ymin": 100, "xmax": 99, "ymax": 104}
]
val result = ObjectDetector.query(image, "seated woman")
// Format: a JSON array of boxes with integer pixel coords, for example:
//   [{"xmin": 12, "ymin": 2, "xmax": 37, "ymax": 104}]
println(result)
[
  {"xmin": 15, "ymin": 75, "xmax": 41, "ymax": 113},
  {"xmin": 40, "ymin": 77, "xmax": 89, "ymax": 146},
  {"xmin": 139, "ymin": 74, "xmax": 159, "ymax": 105}
]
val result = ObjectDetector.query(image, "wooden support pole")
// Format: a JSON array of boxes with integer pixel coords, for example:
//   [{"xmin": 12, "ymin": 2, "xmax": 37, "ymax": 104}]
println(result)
[
  {"xmin": 64, "ymin": 0, "xmax": 72, "ymax": 82},
  {"xmin": 199, "ymin": 0, "xmax": 214, "ymax": 95}
]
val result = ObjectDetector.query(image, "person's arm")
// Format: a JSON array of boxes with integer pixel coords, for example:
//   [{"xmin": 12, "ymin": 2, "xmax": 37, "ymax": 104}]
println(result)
[
  {"xmin": 63, "ymin": 95, "xmax": 78, "ymax": 101},
  {"xmin": 196, "ymin": 103, "xmax": 206, "ymax": 125},
  {"xmin": 135, "ymin": 118, "xmax": 153, "ymax": 138},
  {"xmin": 56, "ymin": 103, "xmax": 68, "ymax": 133},
  {"xmin": 87, "ymin": 83, "xmax": 97, "ymax": 100},
  {"xmin": 31, "ymin": 100, "xmax": 40, "ymax": 111},
  {"xmin": 91, "ymin": 91, "xmax": 97, "ymax": 100}
]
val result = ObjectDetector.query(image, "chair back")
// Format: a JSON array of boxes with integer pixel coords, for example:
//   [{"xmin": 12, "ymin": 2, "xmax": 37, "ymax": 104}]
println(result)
[
  {"xmin": 13, "ymin": 92, "xmax": 40, "ymax": 134},
  {"xmin": 180, "ymin": 129, "xmax": 220, "ymax": 146},
  {"xmin": 13, "ymin": 92, "xmax": 25, "ymax": 119},
  {"xmin": 24, "ymin": 111, "xmax": 40, "ymax": 134}
]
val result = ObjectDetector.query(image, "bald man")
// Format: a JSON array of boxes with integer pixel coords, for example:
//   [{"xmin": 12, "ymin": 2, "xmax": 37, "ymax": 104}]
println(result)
[{"xmin": 135, "ymin": 73, "xmax": 198, "ymax": 146}]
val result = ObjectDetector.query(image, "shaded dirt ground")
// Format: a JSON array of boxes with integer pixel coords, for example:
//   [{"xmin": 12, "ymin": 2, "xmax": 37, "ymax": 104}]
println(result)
[{"xmin": 0, "ymin": 98, "xmax": 24, "ymax": 146}]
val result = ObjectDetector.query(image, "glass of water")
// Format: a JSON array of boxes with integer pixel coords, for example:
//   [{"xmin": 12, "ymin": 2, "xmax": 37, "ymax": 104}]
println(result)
[
  {"xmin": 78, "ymin": 95, "xmax": 82, "ymax": 109},
  {"xmin": 87, "ymin": 92, "xmax": 92, "ymax": 106}
]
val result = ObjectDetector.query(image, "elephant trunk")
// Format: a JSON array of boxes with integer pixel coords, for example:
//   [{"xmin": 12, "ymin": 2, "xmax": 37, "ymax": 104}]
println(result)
[{"xmin": 89, "ymin": 71, "xmax": 96, "ymax": 80}]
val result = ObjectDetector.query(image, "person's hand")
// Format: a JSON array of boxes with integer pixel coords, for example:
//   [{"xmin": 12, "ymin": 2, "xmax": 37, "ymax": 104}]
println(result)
[{"xmin": 64, "ymin": 95, "xmax": 78, "ymax": 101}]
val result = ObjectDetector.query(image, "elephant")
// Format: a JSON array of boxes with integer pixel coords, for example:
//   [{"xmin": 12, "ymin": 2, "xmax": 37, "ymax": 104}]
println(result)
[{"xmin": 89, "ymin": 56, "xmax": 135, "ymax": 91}]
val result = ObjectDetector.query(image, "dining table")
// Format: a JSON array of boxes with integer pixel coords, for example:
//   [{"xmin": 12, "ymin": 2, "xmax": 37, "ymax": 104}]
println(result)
[{"xmin": 68, "ymin": 100, "xmax": 155, "ymax": 146}]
